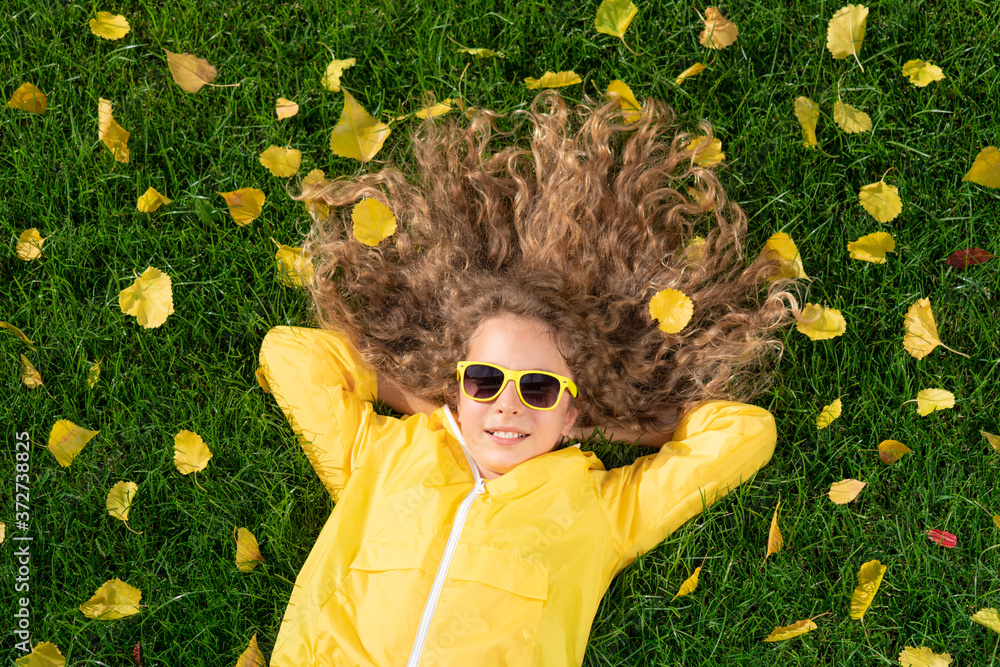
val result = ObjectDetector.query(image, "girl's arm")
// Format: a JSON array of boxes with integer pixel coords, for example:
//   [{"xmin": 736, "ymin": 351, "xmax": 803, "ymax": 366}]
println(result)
[{"xmin": 377, "ymin": 374, "xmax": 441, "ymax": 417}]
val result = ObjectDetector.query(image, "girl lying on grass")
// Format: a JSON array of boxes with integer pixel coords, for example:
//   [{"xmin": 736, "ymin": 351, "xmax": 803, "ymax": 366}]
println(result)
[{"xmin": 258, "ymin": 90, "xmax": 799, "ymax": 666}]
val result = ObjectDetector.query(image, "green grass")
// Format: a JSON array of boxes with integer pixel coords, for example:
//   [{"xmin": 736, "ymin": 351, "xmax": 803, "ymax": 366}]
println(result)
[{"xmin": 2, "ymin": 0, "xmax": 999, "ymax": 664}]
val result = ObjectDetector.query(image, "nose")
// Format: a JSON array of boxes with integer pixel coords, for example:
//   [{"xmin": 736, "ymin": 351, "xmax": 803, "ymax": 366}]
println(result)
[{"xmin": 494, "ymin": 379, "xmax": 521, "ymax": 412}]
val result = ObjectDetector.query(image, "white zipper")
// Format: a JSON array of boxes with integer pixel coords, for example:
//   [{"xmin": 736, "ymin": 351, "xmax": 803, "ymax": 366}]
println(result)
[{"xmin": 405, "ymin": 407, "xmax": 484, "ymax": 666}]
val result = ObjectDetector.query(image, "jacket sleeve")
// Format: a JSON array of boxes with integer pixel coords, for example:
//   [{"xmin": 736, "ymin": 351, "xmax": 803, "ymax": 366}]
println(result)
[
  {"xmin": 259, "ymin": 325, "xmax": 380, "ymax": 501},
  {"xmin": 595, "ymin": 401, "xmax": 776, "ymax": 567}
]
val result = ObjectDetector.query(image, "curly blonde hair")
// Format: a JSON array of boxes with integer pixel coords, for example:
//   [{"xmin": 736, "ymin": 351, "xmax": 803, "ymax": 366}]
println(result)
[{"xmin": 298, "ymin": 90, "xmax": 799, "ymax": 436}]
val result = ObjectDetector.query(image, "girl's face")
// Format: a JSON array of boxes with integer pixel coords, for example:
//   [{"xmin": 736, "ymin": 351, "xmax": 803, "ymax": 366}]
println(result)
[{"xmin": 455, "ymin": 313, "xmax": 580, "ymax": 480}]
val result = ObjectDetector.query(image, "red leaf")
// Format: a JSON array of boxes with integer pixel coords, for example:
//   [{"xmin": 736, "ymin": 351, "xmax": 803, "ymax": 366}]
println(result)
[
  {"xmin": 927, "ymin": 528, "xmax": 957, "ymax": 548},
  {"xmin": 946, "ymin": 248, "xmax": 994, "ymax": 269}
]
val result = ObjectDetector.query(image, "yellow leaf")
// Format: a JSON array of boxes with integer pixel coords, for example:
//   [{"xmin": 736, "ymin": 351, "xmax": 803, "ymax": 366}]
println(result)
[
  {"xmin": 671, "ymin": 565, "xmax": 702, "ymax": 600},
  {"xmin": 106, "ymin": 481, "xmax": 138, "ymax": 522},
  {"xmin": 796, "ymin": 304, "xmax": 846, "ymax": 341},
  {"xmin": 0, "ymin": 522, "xmax": 5, "ymax": 545},
  {"xmin": 235, "ymin": 527, "xmax": 265, "ymax": 572},
  {"xmin": 351, "ymin": 197, "xmax": 397, "ymax": 246},
  {"xmin": 89, "ymin": 11, "xmax": 130, "ymax": 39},
  {"xmin": 524, "ymin": 71, "xmax": 582, "ymax": 90},
  {"xmin": 899, "ymin": 646, "xmax": 953, "ymax": 667},
  {"xmin": 259, "ymin": 146, "xmax": 302, "ymax": 177},
  {"xmin": 684, "ymin": 235, "xmax": 707, "ymax": 260},
  {"xmin": 970, "ymin": 608, "xmax": 1000, "ymax": 634},
  {"xmin": 48, "ymin": 420, "xmax": 99, "ymax": 467},
  {"xmin": 276, "ymin": 97, "xmax": 299, "ymax": 119},
  {"xmin": 833, "ymin": 98, "xmax": 872, "ymax": 134},
  {"xmin": 79, "ymin": 578, "xmax": 142, "ymax": 620},
  {"xmin": 595, "ymin": 0, "xmax": 638, "ymax": 42},
  {"xmin": 903, "ymin": 298, "xmax": 942, "ymax": 360},
  {"xmin": 218, "ymin": 188, "xmax": 266, "ymax": 226},
  {"xmin": 794, "ymin": 97, "xmax": 820, "ymax": 148},
  {"xmin": 272, "ymin": 237, "xmax": 315, "ymax": 287},
  {"xmin": 829, "ymin": 479, "xmax": 866, "ymax": 504},
  {"xmin": 137, "ymin": 187, "xmax": 172, "ymax": 213},
  {"xmin": 20, "ymin": 354, "xmax": 43, "ymax": 388},
  {"xmin": 914, "ymin": 388, "xmax": 955, "ymax": 416},
  {"xmin": 993, "ymin": 515, "xmax": 1000, "ymax": 530},
  {"xmin": 7, "ymin": 82, "xmax": 47, "ymax": 114},
  {"xmin": 686, "ymin": 135, "xmax": 725, "ymax": 167},
  {"xmin": 118, "ymin": 266, "xmax": 174, "ymax": 328},
  {"xmin": 700, "ymin": 7, "xmax": 739, "ymax": 50},
  {"xmin": 962, "ymin": 146, "xmax": 1000, "ymax": 188},
  {"xmin": 16, "ymin": 228, "xmax": 45, "ymax": 260},
  {"xmin": 816, "ymin": 398, "xmax": 842, "ymax": 429},
  {"xmin": 415, "ymin": 98, "xmax": 455, "ymax": 119},
  {"xmin": 858, "ymin": 181, "xmax": 901, "ymax": 222},
  {"xmin": 606, "ymin": 80, "xmax": 641, "ymax": 124},
  {"xmin": 676, "ymin": 62, "xmax": 706, "ymax": 86},
  {"xmin": 455, "ymin": 46, "xmax": 503, "ymax": 59},
  {"xmin": 236, "ymin": 633, "xmax": 267, "ymax": 667},
  {"xmin": 303, "ymin": 168, "xmax": 326, "ymax": 188},
  {"xmin": 98, "ymin": 98, "xmax": 130, "ymax": 162},
  {"xmin": 850, "ymin": 559, "xmax": 885, "ymax": 620},
  {"xmin": 13, "ymin": 642, "xmax": 66, "ymax": 667},
  {"xmin": 164, "ymin": 49, "xmax": 218, "ymax": 93},
  {"xmin": 848, "ymin": 231, "xmax": 895, "ymax": 263},
  {"xmin": 0, "ymin": 321, "xmax": 35, "ymax": 346},
  {"xmin": 762, "ymin": 619, "xmax": 817, "ymax": 642},
  {"xmin": 329, "ymin": 90, "xmax": 391, "ymax": 162},
  {"xmin": 649, "ymin": 288, "xmax": 694, "ymax": 334},
  {"xmin": 982, "ymin": 430, "xmax": 1000, "ymax": 453},
  {"xmin": 878, "ymin": 439, "xmax": 912, "ymax": 464},
  {"xmin": 826, "ymin": 4, "xmax": 868, "ymax": 67},
  {"xmin": 686, "ymin": 187, "xmax": 714, "ymax": 211},
  {"xmin": 902, "ymin": 59, "xmax": 945, "ymax": 87},
  {"xmin": 766, "ymin": 497, "xmax": 783, "ymax": 558},
  {"xmin": 761, "ymin": 232, "xmax": 808, "ymax": 280},
  {"xmin": 321, "ymin": 57, "xmax": 355, "ymax": 92},
  {"xmin": 87, "ymin": 358, "xmax": 102, "ymax": 388},
  {"xmin": 174, "ymin": 430, "xmax": 213, "ymax": 475}
]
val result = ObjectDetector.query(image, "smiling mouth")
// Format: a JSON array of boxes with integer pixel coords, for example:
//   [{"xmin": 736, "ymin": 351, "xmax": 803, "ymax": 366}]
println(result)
[{"xmin": 486, "ymin": 430, "xmax": 528, "ymax": 441}]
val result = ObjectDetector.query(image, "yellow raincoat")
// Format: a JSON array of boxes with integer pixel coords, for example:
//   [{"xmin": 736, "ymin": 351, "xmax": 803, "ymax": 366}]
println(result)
[{"xmin": 259, "ymin": 326, "xmax": 776, "ymax": 667}]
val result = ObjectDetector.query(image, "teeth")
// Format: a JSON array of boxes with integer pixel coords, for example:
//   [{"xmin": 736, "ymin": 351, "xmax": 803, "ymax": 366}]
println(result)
[{"xmin": 491, "ymin": 431, "xmax": 527, "ymax": 439}]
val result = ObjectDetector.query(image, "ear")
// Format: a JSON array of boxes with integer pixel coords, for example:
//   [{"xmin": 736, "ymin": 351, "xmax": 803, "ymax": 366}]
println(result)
[{"xmin": 559, "ymin": 402, "xmax": 580, "ymax": 438}]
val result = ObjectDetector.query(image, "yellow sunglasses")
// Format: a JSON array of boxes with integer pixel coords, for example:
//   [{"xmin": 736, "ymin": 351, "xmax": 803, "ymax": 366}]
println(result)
[{"xmin": 457, "ymin": 361, "xmax": 578, "ymax": 411}]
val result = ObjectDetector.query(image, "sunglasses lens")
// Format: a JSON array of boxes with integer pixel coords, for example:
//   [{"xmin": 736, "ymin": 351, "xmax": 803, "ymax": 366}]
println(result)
[
  {"xmin": 519, "ymin": 373, "xmax": 562, "ymax": 409},
  {"xmin": 463, "ymin": 364, "xmax": 505, "ymax": 400}
]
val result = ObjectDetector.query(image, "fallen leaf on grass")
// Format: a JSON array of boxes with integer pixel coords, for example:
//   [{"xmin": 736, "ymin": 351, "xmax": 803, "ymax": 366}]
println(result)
[
  {"xmin": 848, "ymin": 231, "xmax": 895, "ymax": 263},
  {"xmin": 174, "ymin": 430, "xmax": 212, "ymax": 475},
  {"xmin": 0, "ymin": 321, "xmax": 34, "ymax": 346},
  {"xmin": 945, "ymin": 248, "xmax": 994, "ymax": 269},
  {"xmin": 796, "ymin": 304, "xmax": 846, "ymax": 341},
  {"xmin": 993, "ymin": 515, "xmax": 1000, "ymax": 530},
  {"xmin": 912, "ymin": 388, "xmax": 955, "ymax": 416},
  {"xmin": 700, "ymin": 7, "xmax": 739, "ymax": 50},
  {"xmin": 236, "ymin": 633, "xmax": 267, "ymax": 667},
  {"xmin": 276, "ymin": 97, "xmax": 299, "ymax": 119},
  {"xmin": 794, "ymin": 97, "xmax": 820, "ymax": 148},
  {"xmin": 329, "ymin": 90, "xmax": 391, "ymax": 162},
  {"xmin": 98, "ymin": 98, "xmax": 129, "ymax": 162},
  {"xmin": 351, "ymin": 197, "xmax": 397, "ymax": 246},
  {"xmin": 455, "ymin": 46, "xmax": 503, "ymax": 59},
  {"xmin": 927, "ymin": 529, "xmax": 957, "ymax": 548},
  {"xmin": 259, "ymin": 146, "xmax": 302, "ymax": 177},
  {"xmin": 524, "ymin": 71, "xmax": 581, "ymax": 89},
  {"xmin": 971, "ymin": 608, "xmax": 1000, "ymax": 634},
  {"xmin": 595, "ymin": 0, "xmax": 638, "ymax": 45},
  {"xmin": 766, "ymin": 497, "xmax": 783, "ymax": 558},
  {"xmin": 20, "ymin": 355, "xmax": 43, "ymax": 388},
  {"xmin": 671, "ymin": 566, "xmax": 701, "ymax": 600},
  {"xmin": 6, "ymin": 82, "xmax": 47, "ymax": 114},
  {"xmin": 962, "ymin": 147, "xmax": 1000, "ymax": 188},
  {"xmin": 218, "ymin": 188, "xmax": 266, "ymax": 225},
  {"xmin": 833, "ymin": 98, "xmax": 872, "ymax": 134},
  {"xmin": 982, "ymin": 431, "xmax": 1000, "ymax": 452},
  {"xmin": 902, "ymin": 60, "xmax": 945, "ymax": 87},
  {"xmin": 119, "ymin": 267, "xmax": 174, "ymax": 328},
  {"xmin": 48, "ymin": 420, "xmax": 99, "ymax": 467},
  {"xmin": 878, "ymin": 440, "xmax": 911, "ymax": 464},
  {"xmin": 0, "ymin": 523, "xmax": 5, "ymax": 545},
  {"xmin": 137, "ymin": 187, "xmax": 171, "ymax": 213},
  {"xmin": 235, "ymin": 527, "xmax": 265, "ymax": 572},
  {"xmin": 899, "ymin": 646, "xmax": 952, "ymax": 667},
  {"xmin": 415, "ymin": 98, "xmax": 456, "ymax": 119},
  {"xmin": 816, "ymin": 398, "xmax": 842, "ymax": 429},
  {"xmin": 321, "ymin": 57, "xmax": 355, "ymax": 92},
  {"xmin": 903, "ymin": 298, "xmax": 967, "ymax": 360},
  {"xmin": 858, "ymin": 180, "xmax": 901, "ymax": 221},
  {"xmin": 649, "ymin": 289, "xmax": 694, "ymax": 334},
  {"xmin": 829, "ymin": 479, "xmax": 865, "ymax": 504},
  {"xmin": 827, "ymin": 4, "xmax": 868, "ymax": 69},
  {"xmin": 272, "ymin": 238, "xmax": 315, "ymax": 287},
  {"xmin": 107, "ymin": 481, "xmax": 138, "ymax": 523},
  {"xmin": 14, "ymin": 642, "xmax": 65, "ymax": 667},
  {"xmin": 16, "ymin": 228, "xmax": 45, "ymax": 261},
  {"xmin": 89, "ymin": 12, "xmax": 130, "ymax": 39},
  {"xmin": 164, "ymin": 50, "xmax": 218, "ymax": 93},
  {"xmin": 686, "ymin": 135, "xmax": 725, "ymax": 166},
  {"xmin": 760, "ymin": 232, "xmax": 807, "ymax": 280},
  {"xmin": 87, "ymin": 358, "xmax": 102, "ymax": 388},
  {"xmin": 79, "ymin": 579, "xmax": 142, "ymax": 619},
  {"xmin": 606, "ymin": 80, "xmax": 641, "ymax": 123},
  {"xmin": 676, "ymin": 63, "xmax": 706, "ymax": 86},
  {"xmin": 762, "ymin": 619, "xmax": 817, "ymax": 642},
  {"xmin": 850, "ymin": 559, "xmax": 885, "ymax": 620}
]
